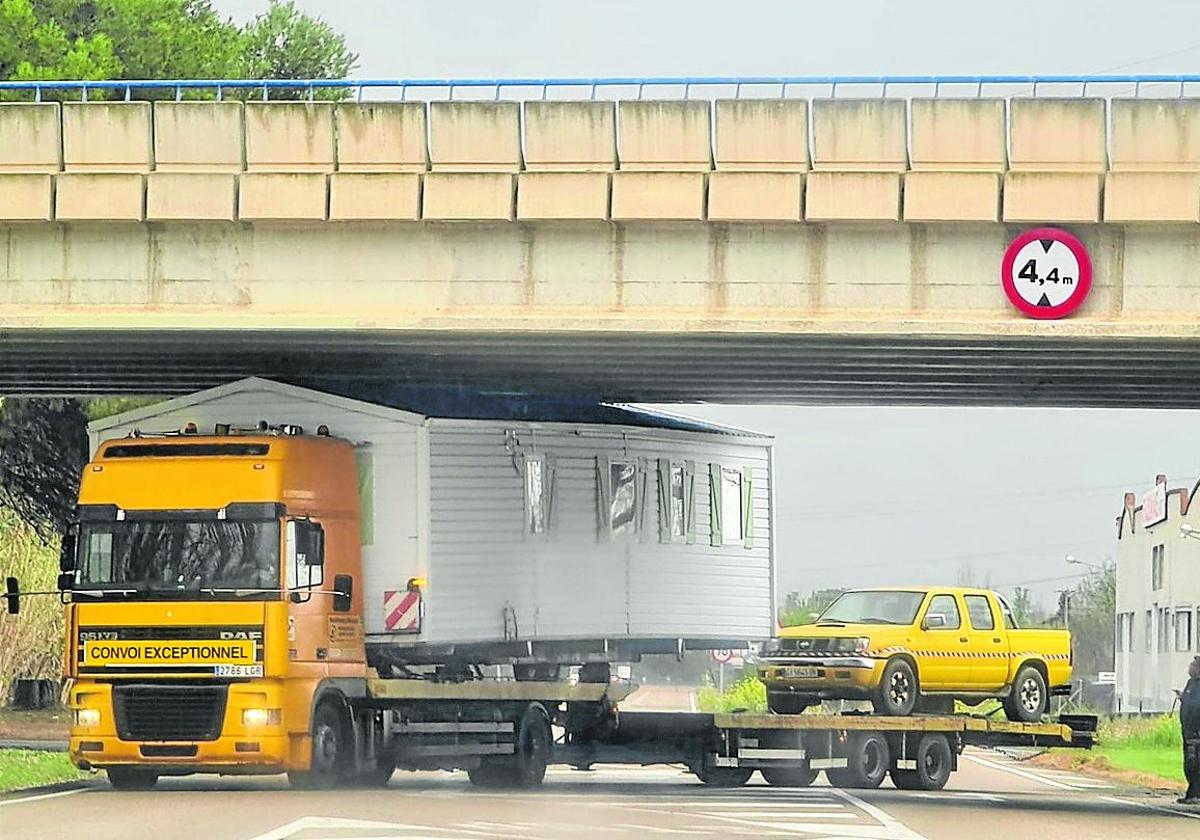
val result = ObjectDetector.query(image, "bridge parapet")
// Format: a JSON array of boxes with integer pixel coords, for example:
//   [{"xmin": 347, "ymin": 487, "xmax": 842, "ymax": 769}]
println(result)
[{"xmin": 2, "ymin": 77, "xmax": 1200, "ymax": 226}]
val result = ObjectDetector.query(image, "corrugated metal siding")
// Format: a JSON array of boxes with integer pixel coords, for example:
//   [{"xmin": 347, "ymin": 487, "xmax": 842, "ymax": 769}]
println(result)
[
  {"xmin": 426, "ymin": 420, "xmax": 772, "ymax": 645},
  {"xmin": 89, "ymin": 386, "xmax": 424, "ymax": 636}
]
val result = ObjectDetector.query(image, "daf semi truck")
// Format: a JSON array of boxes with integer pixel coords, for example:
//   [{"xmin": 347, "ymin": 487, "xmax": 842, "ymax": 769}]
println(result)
[{"xmin": 2, "ymin": 387, "xmax": 1097, "ymax": 792}]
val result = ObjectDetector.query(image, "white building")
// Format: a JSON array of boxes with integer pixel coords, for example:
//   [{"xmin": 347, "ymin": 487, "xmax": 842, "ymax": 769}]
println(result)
[
  {"xmin": 89, "ymin": 378, "xmax": 776, "ymax": 667},
  {"xmin": 1115, "ymin": 475, "xmax": 1200, "ymax": 712}
]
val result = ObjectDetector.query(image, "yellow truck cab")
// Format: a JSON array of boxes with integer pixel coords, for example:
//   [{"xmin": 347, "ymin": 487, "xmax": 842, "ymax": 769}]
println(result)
[
  {"xmin": 758, "ymin": 587, "xmax": 1072, "ymax": 722},
  {"xmin": 63, "ymin": 428, "xmax": 365, "ymax": 789}
]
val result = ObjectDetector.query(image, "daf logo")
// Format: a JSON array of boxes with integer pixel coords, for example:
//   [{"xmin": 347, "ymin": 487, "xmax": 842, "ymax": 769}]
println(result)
[{"xmin": 219, "ymin": 630, "xmax": 264, "ymax": 641}]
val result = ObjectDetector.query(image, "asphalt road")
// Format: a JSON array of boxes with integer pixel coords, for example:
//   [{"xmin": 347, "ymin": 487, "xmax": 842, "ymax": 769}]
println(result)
[{"xmin": 2, "ymin": 748, "xmax": 1197, "ymax": 840}]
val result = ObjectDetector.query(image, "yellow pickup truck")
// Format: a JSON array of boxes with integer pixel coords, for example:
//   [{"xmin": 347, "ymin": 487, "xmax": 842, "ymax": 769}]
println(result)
[{"xmin": 758, "ymin": 587, "xmax": 1072, "ymax": 721}]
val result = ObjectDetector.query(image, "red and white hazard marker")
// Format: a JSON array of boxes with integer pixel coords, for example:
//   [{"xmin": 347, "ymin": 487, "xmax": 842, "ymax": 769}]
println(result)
[
  {"xmin": 383, "ymin": 589, "xmax": 421, "ymax": 633},
  {"xmin": 1000, "ymin": 227, "xmax": 1092, "ymax": 320}
]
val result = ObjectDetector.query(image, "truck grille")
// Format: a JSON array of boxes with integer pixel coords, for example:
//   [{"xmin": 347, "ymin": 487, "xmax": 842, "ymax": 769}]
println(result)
[
  {"xmin": 778, "ymin": 638, "xmax": 837, "ymax": 654},
  {"xmin": 112, "ymin": 684, "xmax": 228, "ymax": 742}
]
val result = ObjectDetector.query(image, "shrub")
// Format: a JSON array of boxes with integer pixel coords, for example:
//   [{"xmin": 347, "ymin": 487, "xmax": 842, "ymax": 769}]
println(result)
[{"xmin": 0, "ymin": 512, "xmax": 63, "ymax": 702}]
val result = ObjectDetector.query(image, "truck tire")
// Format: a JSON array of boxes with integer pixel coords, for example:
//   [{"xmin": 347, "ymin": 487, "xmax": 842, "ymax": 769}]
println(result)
[
  {"xmin": 107, "ymin": 767, "xmax": 158, "ymax": 790},
  {"xmin": 872, "ymin": 658, "xmax": 918, "ymax": 716},
  {"xmin": 354, "ymin": 756, "xmax": 396, "ymax": 788},
  {"xmin": 825, "ymin": 731, "xmax": 890, "ymax": 789},
  {"xmin": 1003, "ymin": 664, "xmax": 1048, "ymax": 723},
  {"xmin": 895, "ymin": 733, "xmax": 953, "ymax": 791},
  {"xmin": 767, "ymin": 693, "xmax": 814, "ymax": 715},
  {"xmin": 288, "ymin": 701, "xmax": 351, "ymax": 790},
  {"xmin": 513, "ymin": 705, "xmax": 552, "ymax": 787},
  {"xmin": 696, "ymin": 765, "xmax": 754, "ymax": 787},
  {"xmin": 467, "ymin": 764, "xmax": 510, "ymax": 787},
  {"xmin": 761, "ymin": 767, "xmax": 818, "ymax": 787}
]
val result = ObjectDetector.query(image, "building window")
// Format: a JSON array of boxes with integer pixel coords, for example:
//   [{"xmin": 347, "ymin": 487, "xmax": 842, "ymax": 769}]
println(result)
[
  {"xmin": 1177, "ymin": 609, "xmax": 1194, "ymax": 652},
  {"xmin": 1115, "ymin": 612, "xmax": 1126, "ymax": 653},
  {"xmin": 1160, "ymin": 607, "xmax": 1173, "ymax": 653},
  {"xmin": 1151, "ymin": 544, "xmax": 1165, "ymax": 590},
  {"xmin": 1145, "ymin": 610, "xmax": 1153, "ymax": 654}
]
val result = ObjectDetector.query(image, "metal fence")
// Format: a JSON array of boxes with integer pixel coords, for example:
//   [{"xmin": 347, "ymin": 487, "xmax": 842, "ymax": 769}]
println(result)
[{"xmin": 3, "ymin": 75, "xmax": 1200, "ymax": 102}]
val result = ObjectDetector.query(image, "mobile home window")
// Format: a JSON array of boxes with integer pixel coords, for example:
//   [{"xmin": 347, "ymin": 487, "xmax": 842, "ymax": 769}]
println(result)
[
  {"xmin": 526, "ymin": 457, "xmax": 546, "ymax": 535},
  {"xmin": 670, "ymin": 466, "xmax": 686, "ymax": 538},
  {"xmin": 1177, "ymin": 609, "xmax": 1193, "ymax": 652},
  {"xmin": 610, "ymin": 461, "xmax": 637, "ymax": 536},
  {"xmin": 657, "ymin": 459, "xmax": 695, "ymax": 543}
]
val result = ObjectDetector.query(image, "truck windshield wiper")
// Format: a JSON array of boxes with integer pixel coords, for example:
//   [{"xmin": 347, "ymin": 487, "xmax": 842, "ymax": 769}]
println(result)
[{"xmin": 200, "ymin": 587, "xmax": 283, "ymax": 597}]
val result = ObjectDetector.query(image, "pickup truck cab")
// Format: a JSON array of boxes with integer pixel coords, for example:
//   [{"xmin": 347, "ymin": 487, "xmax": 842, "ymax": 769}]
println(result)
[{"xmin": 758, "ymin": 587, "xmax": 1072, "ymax": 721}]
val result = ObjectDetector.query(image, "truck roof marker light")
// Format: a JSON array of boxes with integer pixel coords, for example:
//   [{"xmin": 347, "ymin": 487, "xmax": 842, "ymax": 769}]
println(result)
[
  {"xmin": 253, "ymin": 463, "xmax": 265, "ymax": 471},
  {"xmin": 91, "ymin": 465, "xmax": 103, "ymax": 472},
  {"xmin": 258, "ymin": 420, "xmax": 269, "ymax": 431},
  {"xmin": 215, "ymin": 423, "xmax": 231, "ymax": 436},
  {"xmin": 407, "ymin": 577, "xmax": 425, "ymax": 592},
  {"xmin": 317, "ymin": 425, "xmax": 330, "ymax": 437},
  {"xmin": 183, "ymin": 422, "xmax": 198, "ymax": 435}
]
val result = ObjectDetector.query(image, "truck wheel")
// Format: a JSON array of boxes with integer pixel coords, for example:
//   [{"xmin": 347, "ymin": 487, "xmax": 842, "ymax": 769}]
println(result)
[
  {"xmin": 905, "ymin": 733, "xmax": 953, "ymax": 791},
  {"xmin": 354, "ymin": 757, "xmax": 396, "ymax": 787},
  {"xmin": 825, "ymin": 731, "xmax": 890, "ymax": 789},
  {"xmin": 513, "ymin": 705, "xmax": 552, "ymax": 787},
  {"xmin": 467, "ymin": 764, "xmax": 510, "ymax": 787},
  {"xmin": 767, "ymin": 693, "xmax": 814, "ymax": 715},
  {"xmin": 761, "ymin": 767, "xmax": 818, "ymax": 787},
  {"xmin": 288, "ymin": 701, "xmax": 350, "ymax": 790},
  {"xmin": 107, "ymin": 767, "xmax": 158, "ymax": 790},
  {"xmin": 872, "ymin": 658, "xmax": 918, "ymax": 716},
  {"xmin": 1003, "ymin": 665, "xmax": 1048, "ymax": 723},
  {"xmin": 696, "ymin": 765, "xmax": 754, "ymax": 787}
]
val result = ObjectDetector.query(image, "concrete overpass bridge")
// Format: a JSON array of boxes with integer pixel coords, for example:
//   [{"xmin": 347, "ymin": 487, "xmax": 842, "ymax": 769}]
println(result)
[{"xmin": 5, "ymin": 75, "xmax": 1200, "ymax": 406}]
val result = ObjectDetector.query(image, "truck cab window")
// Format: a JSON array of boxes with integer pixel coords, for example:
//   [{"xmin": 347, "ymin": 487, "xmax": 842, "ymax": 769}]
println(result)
[
  {"xmin": 287, "ymin": 519, "xmax": 325, "ymax": 590},
  {"xmin": 965, "ymin": 595, "xmax": 995, "ymax": 630},
  {"xmin": 925, "ymin": 594, "xmax": 961, "ymax": 630}
]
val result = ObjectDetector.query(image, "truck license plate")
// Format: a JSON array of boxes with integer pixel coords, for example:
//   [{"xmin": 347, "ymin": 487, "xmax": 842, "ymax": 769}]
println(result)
[
  {"xmin": 782, "ymin": 666, "xmax": 820, "ymax": 679},
  {"xmin": 214, "ymin": 664, "xmax": 263, "ymax": 677}
]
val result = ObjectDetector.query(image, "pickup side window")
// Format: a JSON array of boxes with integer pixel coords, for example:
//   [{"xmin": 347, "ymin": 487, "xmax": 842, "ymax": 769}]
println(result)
[
  {"xmin": 924, "ymin": 594, "xmax": 961, "ymax": 630},
  {"xmin": 965, "ymin": 595, "xmax": 995, "ymax": 630},
  {"xmin": 997, "ymin": 595, "xmax": 1019, "ymax": 630}
]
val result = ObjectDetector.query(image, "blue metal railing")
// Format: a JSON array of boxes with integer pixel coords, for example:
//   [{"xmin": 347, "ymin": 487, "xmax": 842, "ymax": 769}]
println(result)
[{"xmin": 0, "ymin": 74, "xmax": 1198, "ymax": 101}]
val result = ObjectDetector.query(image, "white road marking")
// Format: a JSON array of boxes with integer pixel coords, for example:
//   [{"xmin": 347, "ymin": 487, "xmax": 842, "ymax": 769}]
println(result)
[
  {"xmin": 243, "ymin": 816, "xmax": 500, "ymax": 840},
  {"xmin": 0, "ymin": 787, "xmax": 88, "ymax": 808},
  {"xmin": 1099, "ymin": 794, "xmax": 1200, "ymax": 821},
  {"xmin": 832, "ymin": 788, "xmax": 929, "ymax": 840},
  {"xmin": 913, "ymin": 791, "xmax": 1005, "ymax": 803},
  {"xmin": 613, "ymin": 824, "xmax": 707, "ymax": 835},
  {"xmin": 960, "ymin": 753, "xmax": 1079, "ymax": 790}
]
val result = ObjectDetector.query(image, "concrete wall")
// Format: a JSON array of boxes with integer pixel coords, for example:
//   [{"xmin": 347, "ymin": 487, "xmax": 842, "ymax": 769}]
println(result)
[{"xmin": 3, "ymin": 96, "xmax": 1199, "ymax": 224}]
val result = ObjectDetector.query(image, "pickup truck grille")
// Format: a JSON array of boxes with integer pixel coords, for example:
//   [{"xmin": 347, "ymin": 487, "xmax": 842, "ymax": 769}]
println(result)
[
  {"xmin": 777, "ymin": 638, "xmax": 838, "ymax": 654},
  {"xmin": 112, "ymin": 684, "xmax": 228, "ymax": 742}
]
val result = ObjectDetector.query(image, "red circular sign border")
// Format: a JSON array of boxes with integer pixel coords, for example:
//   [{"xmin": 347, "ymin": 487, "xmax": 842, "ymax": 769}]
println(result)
[{"xmin": 1000, "ymin": 227, "xmax": 1093, "ymax": 320}]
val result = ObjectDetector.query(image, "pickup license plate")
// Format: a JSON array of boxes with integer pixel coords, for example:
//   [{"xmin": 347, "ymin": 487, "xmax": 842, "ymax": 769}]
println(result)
[{"xmin": 782, "ymin": 666, "xmax": 820, "ymax": 679}]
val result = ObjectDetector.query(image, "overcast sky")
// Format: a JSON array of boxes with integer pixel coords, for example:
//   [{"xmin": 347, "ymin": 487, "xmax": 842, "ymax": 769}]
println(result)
[{"xmin": 212, "ymin": 0, "xmax": 1200, "ymax": 607}]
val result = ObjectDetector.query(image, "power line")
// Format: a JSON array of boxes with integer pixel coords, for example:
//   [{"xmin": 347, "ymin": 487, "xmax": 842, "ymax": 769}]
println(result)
[{"xmin": 794, "ymin": 536, "xmax": 1113, "ymax": 575}]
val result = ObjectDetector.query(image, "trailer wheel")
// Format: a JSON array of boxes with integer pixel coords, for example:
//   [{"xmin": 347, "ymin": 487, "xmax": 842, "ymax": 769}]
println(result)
[
  {"xmin": 106, "ymin": 767, "xmax": 158, "ymax": 790},
  {"xmin": 892, "ymin": 733, "xmax": 952, "ymax": 791},
  {"xmin": 761, "ymin": 767, "xmax": 818, "ymax": 787},
  {"xmin": 696, "ymin": 765, "xmax": 754, "ymax": 787},
  {"xmin": 1003, "ymin": 664, "xmax": 1048, "ymax": 723},
  {"xmin": 513, "ymin": 705, "xmax": 552, "ymax": 787},
  {"xmin": 872, "ymin": 658, "xmax": 918, "ymax": 716},
  {"xmin": 288, "ymin": 701, "xmax": 351, "ymax": 790},
  {"xmin": 826, "ymin": 731, "xmax": 890, "ymax": 789}
]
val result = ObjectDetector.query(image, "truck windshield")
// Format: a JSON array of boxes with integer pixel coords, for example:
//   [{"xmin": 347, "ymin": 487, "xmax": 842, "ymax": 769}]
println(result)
[
  {"xmin": 76, "ymin": 520, "xmax": 281, "ymax": 599},
  {"xmin": 818, "ymin": 590, "xmax": 926, "ymax": 625}
]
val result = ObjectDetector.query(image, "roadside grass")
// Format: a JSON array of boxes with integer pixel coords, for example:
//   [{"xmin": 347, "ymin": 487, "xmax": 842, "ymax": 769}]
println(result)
[
  {"xmin": 1094, "ymin": 715, "xmax": 1184, "ymax": 782},
  {"xmin": 0, "ymin": 750, "xmax": 85, "ymax": 793},
  {"xmin": 0, "ymin": 512, "xmax": 64, "ymax": 703},
  {"xmin": 696, "ymin": 673, "xmax": 767, "ymax": 713}
]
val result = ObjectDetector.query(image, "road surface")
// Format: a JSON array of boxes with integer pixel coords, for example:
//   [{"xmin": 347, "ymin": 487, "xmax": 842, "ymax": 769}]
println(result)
[{"xmin": 1, "ymin": 748, "xmax": 1197, "ymax": 839}]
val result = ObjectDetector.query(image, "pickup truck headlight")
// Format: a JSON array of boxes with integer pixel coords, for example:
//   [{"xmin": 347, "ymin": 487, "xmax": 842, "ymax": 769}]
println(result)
[
  {"xmin": 833, "ymin": 637, "xmax": 871, "ymax": 654},
  {"xmin": 74, "ymin": 708, "xmax": 101, "ymax": 728}
]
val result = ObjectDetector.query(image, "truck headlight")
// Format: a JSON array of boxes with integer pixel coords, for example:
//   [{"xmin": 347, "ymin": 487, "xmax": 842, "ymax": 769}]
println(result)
[
  {"xmin": 74, "ymin": 708, "xmax": 101, "ymax": 728},
  {"xmin": 242, "ymin": 708, "xmax": 282, "ymax": 727}
]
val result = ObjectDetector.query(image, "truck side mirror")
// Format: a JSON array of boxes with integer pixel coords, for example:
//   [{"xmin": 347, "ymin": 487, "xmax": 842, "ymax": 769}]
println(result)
[
  {"xmin": 5, "ymin": 577, "xmax": 19, "ymax": 615},
  {"xmin": 333, "ymin": 574, "xmax": 352, "ymax": 612},
  {"xmin": 924, "ymin": 613, "xmax": 946, "ymax": 629},
  {"xmin": 57, "ymin": 572, "xmax": 74, "ymax": 592},
  {"xmin": 59, "ymin": 533, "xmax": 77, "ymax": 573}
]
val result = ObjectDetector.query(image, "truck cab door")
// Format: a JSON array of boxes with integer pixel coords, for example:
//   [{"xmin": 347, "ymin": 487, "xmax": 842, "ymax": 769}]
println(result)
[
  {"xmin": 918, "ymin": 593, "xmax": 969, "ymax": 689},
  {"xmin": 963, "ymin": 594, "xmax": 1008, "ymax": 690}
]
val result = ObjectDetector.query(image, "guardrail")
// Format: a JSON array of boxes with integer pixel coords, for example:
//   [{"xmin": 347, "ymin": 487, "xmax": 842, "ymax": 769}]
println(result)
[{"xmin": 1, "ymin": 74, "xmax": 1200, "ymax": 102}]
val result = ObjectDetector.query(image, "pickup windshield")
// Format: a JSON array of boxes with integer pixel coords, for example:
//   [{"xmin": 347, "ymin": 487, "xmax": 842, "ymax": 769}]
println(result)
[
  {"xmin": 76, "ymin": 520, "xmax": 281, "ymax": 599},
  {"xmin": 818, "ymin": 590, "xmax": 927, "ymax": 625}
]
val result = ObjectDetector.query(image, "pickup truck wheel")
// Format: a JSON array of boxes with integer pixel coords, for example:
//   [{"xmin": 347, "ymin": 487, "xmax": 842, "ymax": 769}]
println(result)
[
  {"xmin": 872, "ymin": 658, "xmax": 918, "ymax": 716},
  {"xmin": 288, "ymin": 702, "xmax": 351, "ymax": 790},
  {"xmin": 826, "ymin": 731, "xmax": 890, "ymax": 789},
  {"xmin": 107, "ymin": 767, "xmax": 158, "ymax": 790},
  {"xmin": 1003, "ymin": 665, "xmax": 1048, "ymax": 723},
  {"xmin": 761, "ymin": 767, "xmax": 818, "ymax": 787}
]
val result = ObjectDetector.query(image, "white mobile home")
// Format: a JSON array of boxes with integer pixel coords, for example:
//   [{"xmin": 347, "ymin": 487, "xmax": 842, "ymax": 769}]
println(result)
[{"xmin": 89, "ymin": 378, "xmax": 775, "ymax": 661}]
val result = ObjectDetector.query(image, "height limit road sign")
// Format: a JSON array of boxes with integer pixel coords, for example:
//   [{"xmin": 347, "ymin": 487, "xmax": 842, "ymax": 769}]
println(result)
[{"xmin": 1001, "ymin": 227, "xmax": 1092, "ymax": 320}]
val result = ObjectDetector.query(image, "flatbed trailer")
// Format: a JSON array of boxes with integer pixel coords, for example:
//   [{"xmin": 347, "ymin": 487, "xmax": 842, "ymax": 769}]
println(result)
[{"xmin": 350, "ymin": 677, "xmax": 1098, "ymax": 792}]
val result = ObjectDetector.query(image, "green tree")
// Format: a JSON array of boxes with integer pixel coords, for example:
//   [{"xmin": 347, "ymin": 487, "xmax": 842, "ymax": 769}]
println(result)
[
  {"xmin": 0, "ymin": 398, "xmax": 90, "ymax": 539},
  {"xmin": 240, "ymin": 0, "xmax": 356, "ymax": 83},
  {"xmin": 1064, "ymin": 561, "xmax": 1116, "ymax": 678}
]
